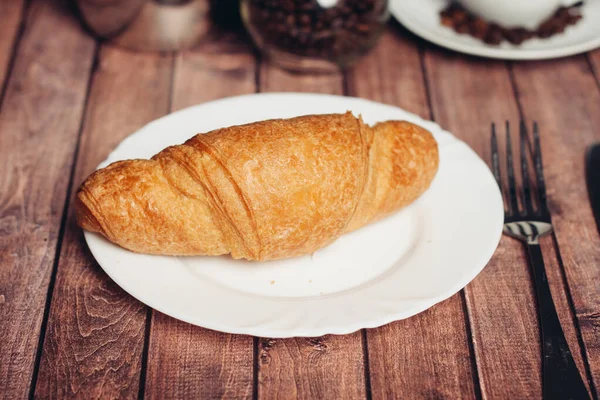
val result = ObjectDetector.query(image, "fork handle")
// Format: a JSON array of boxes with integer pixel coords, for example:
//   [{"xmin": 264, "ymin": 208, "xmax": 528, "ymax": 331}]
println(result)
[{"xmin": 526, "ymin": 243, "xmax": 590, "ymax": 400}]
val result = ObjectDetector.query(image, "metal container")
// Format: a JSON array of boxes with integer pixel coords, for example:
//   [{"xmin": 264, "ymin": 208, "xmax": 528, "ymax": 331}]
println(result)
[{"xmin": 75, "ymin": 0, "xmax": 212, "ymax": 51}]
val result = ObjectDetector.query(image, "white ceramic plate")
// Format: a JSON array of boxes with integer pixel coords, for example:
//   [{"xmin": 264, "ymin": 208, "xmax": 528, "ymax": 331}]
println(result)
[
  {"xmin": 390, "ymin": 0, "xmax": 600, "ymax": 60},
  {"xmin": 84, "ymin": 93, "xmax": 503, "ymax": 338}
]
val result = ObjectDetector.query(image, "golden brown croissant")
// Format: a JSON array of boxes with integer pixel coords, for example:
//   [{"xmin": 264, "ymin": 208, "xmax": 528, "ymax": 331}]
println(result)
[{"xmin": 75, "ymin": 112, "xmax": 439, "ymax": 261}]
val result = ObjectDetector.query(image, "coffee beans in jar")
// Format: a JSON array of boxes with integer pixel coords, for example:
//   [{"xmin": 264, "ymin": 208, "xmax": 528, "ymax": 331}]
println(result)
[{"xmin": 241, "ymin": 0, "xmax": 389, "ymax": 72}]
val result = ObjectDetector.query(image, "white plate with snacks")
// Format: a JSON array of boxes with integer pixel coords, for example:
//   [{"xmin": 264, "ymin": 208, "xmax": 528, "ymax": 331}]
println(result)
[
  {"xmin": 390, "ymin": 0, "xmax": 600, "ymax": 60},
  {"xmin": 83, "ymin": 93, "xmax": 503, "ymax": 338}
]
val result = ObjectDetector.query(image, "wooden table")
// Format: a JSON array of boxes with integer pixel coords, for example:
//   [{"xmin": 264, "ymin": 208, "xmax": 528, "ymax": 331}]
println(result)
[{"xmin": 1, "ymin": 1, "xmax": 599, "ymax": 398}]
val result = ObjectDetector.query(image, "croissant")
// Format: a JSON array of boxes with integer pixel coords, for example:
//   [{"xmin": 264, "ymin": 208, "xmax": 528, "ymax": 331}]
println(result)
[{"xmin": 75, "ymin": 112, "xmax": 439, "ymax": 261}]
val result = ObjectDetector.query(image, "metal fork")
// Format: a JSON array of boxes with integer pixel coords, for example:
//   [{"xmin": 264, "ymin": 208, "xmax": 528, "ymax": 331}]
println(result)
[{"xmin": 491, "ymin": 121, "xmax": 590, "ymax": 400}]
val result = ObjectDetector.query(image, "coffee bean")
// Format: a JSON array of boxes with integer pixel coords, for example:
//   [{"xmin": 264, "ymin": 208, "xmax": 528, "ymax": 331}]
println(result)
[
  {"xmin": 244, "ymin": 0, "xmax": 388, "ymax": 64},
  {"xmin": 299, "ymin": 13, "xmax": 311, "ymax": 26},
  {"xmin": 454, "ymin": 10, "xmax": 468, "ymax": 25},
  {"xmin": 343, "ymin": 14, "xmax": 358, "ymax": 29},
  {"xmin": 355, "ymin": 23, "xmax": 370, "ymax": 33},
  {"xmin": 322, "ymin": 7, "xmax": 338, "ymax": 20},
  {"xmin": 299, "ymin": 1, "xmax": 315, "ymax": 11},
  {"xmin": 485, "ymin": 24, "xmax": 503, "ymax": 45},
  {"xmin": 470, "ymin": 17, "xmax": 489, "ymax": 39},
  {"xmin": 506, "ymin": 28, "xmax": 528, "ymax": 45},
  {"xmin": 455, "ymin": 23, "xmax": 469, "ymax": 34},
  {"xmin": 440, "ymin": 15, "xmax": 454, "ymax": 28},
  {"xmin": 439, "ymin": 2, "xmax": 583, "ymax": 45},
  {"xmin": 281, "ymin": 0, "xmax": 295, "ymax": 12}
]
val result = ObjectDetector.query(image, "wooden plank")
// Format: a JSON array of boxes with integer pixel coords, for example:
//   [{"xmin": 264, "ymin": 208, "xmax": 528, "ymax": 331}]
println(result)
[
  {"xmin": 512, "ymin": 55, "xmax": 600, "ymax": 395},
  {"xmin": 34, "ymin": 47, "xmax": 173, "ymax": 399},
  {"xmin": 257, "ymin": 335, "xmax": 365, "ymax": 400},
  {"xmin": 0, "ymin": 1, "xmax": 96, "ymax": 397},
  {"xmin": 0, "ymin": 0, "xmax": 26, "ymax": 92},
  {"xmin": 170, "ymin": 40, "xmax": 257, "ymax": 111},
  {"xmin": 465, "ymin": 234, "xmax": 589, "ymax": 398},
  {"xmin": 256, "ymin": 64, "xmax": 366, "ymax": 400},
  {"xmin": 348, "ymin": 31, "xmax": 478, "ymax": 399},
  {"xmin": 424, "ymin": 51, "xmax": 533, "ymax": 399},
  {"xmin": 347, "ymin": 31, "xmax": 430, "ymax": 119},
  {"xmin": 146, "ymin": 312, "xmax": 254, "ymax": 400},
  {"xmin": 588, "ymin": 50, "xmax": 600, "ymax": 85},
  {"xmin": 424, "ymin": 47, "xmax": 590, "ymax": 398},
  {"xmin": 143, "ymin": 43, "xmax": 257, "ymax": 400},
  {"xmin": 260, "ymin": 65, "xmax": 344, "ymax": 94}
]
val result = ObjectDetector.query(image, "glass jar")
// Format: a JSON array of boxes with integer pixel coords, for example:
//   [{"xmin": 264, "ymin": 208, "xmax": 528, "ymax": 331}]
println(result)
[{"xmin": 241, "ymin": 0, "xmax": 389, "ymax": 73}]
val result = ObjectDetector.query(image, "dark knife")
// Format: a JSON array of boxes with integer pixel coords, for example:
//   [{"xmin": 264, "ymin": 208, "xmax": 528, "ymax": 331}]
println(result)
[{"xmin": 586, "ymin": 143, "xmax": 600, "ymax": 234}]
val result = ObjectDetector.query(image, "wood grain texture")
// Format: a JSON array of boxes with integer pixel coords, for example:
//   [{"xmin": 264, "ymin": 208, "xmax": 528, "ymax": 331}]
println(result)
[
  {"xmin": 256, "ymin": 63, "xmax": 365, "ymax": 400},
  {"xmin": 171, "ymin": 36, "xmax": 257, "ymax": 112},
  {"xmin": 366, "ymin": 299, "xmax": 476, "ymax": 400},
  {"xmin": 143, "ymin": 34, "xmax": 256, "ymax": 400},
  {"xmin": 0, "ymin": 1, "xmax": 96, "ymax": 398},
  {"xmin": 258, "ymin": 335, "xmax": 365, "ymax": 400},
  {"xmin": 0, "ymin": 0, "xmax": 26, "ymax": 92},
  {"xmin": 146, "ymin": 312, "xmax": 254, "ymax": 400},
  {"xmin": 425, "ymin": 48, "xmax": 590, "ymax": 398},
  {"xmin": 259, "ymin": 63, "xmax": 344, "ymax": 94},
  {"xmin": 34, "ymin": 47, "xmax": 173, "ymax": 399},
  {"xmin": 348, "ymin": 30, "xmax": 430, "ymax": 119},
  {"xmin": 424, "ymin": 52, "xmax": 540, "ymax": 400},
  {"xmin": 348, "ymin": 30, "xmax": 477, "ymax": 399},
  {"xmin": 588, "ymin": 50, "xmax": 600, "ymax": 87},
  {"xmin": 512, "ymin": 56, "xmax": 600, "ymax": 396}
]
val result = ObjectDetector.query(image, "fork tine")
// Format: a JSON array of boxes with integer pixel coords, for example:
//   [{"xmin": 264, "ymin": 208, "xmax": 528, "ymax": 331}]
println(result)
[
  {"xmin": 520, "ymin": 121, "xmax": 534, "ymax": 215},
  {"xmin": 491, "ymin": 123, "xmax": 506, "ymax": 214},
  {"xmin": 491, "ymin": 123, "xmax": 502, "ymax": 186},
  {"xmin": 506, "ymin": 121, "xmax": 519, "ymax": 214},
  {"xmin": 533, "ymin": 122, "xmax": 549, "ymax": 215}
]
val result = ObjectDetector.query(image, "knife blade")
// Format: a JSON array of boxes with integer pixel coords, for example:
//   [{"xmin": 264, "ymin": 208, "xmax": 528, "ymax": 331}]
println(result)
[{"xmin": 586, "ymin": 143, "xmax": 600, "ymax": 234}]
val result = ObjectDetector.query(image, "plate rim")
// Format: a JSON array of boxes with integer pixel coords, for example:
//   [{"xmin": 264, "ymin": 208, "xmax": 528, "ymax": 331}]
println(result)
[
  {"xmin": 84, "ymin": 92, "xmax": 504, "ymax": 338},
  {"xmin": 389, "ymin": 0, "xmax": 600, "ymax": 61}
]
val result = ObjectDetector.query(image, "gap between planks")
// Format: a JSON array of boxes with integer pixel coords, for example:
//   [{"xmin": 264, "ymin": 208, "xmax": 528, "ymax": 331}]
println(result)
[
  {"xmin": 256, "ymin": 62, "xmax": 367, "ymax": 400},
  {"xmin": 420, "ymin": 44, "xmax": 483, "ymax": 399},
  {"xmin": 33, "ymin": 47, "xmax": 174, "ymax": 398},
  {"xmin": 506, "ymin": 60, "xmax": 597, "ymax": 398},
  {"xmin": 347, "ymin": 28, "xmax": 479, "ymax": 399},
  {"xmin": 0, "ymin": 0, "xmax": 97, "ymax": 397},
  {"xmin": 421, "ymin": 46, "xmax": 597, "ymax": 398},
  {"xmin": 342, "ymin": 65, "xmax": 373, "ymax": 400},
  {"xmin": 0, "ymin": 0, "xmax": 29, "ymax": 108},
  {"xmin": 28, "ymin": 44, "xmax": 101, "ymax": 398},
  {"xmin": 137, "ymin": 52, "xmax": 177, "ymax": 400},
  {"xmin": 587, "ymin": 50, "xmax": 600, "ymax": 90},
  {"xmin": 143, "ymin": 41, "xmax": 258, "ymax": 400},
  {"xmin": 509, "ymin": 55, "xmax": 600, "ymax": 397}
]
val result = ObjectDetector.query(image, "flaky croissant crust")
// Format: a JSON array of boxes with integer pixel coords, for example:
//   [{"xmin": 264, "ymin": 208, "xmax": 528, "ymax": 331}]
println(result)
[{"xmin": 76, "ymin": 112, "xmax": 439, "ymax": 261}]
